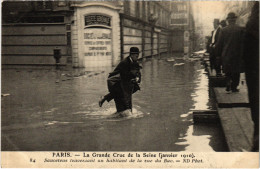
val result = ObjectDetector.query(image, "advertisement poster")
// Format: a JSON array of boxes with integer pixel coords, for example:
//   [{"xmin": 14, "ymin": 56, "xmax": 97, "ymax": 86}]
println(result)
[{"xmin": 83, "ymin": 28, "xmax": 112, "ymax": 67}]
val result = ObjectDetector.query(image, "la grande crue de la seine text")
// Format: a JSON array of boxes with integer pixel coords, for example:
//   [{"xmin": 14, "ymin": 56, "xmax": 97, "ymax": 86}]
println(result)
[{"xmin": 52, "ymin": 152, "xmax": 196, "ymax": 159}]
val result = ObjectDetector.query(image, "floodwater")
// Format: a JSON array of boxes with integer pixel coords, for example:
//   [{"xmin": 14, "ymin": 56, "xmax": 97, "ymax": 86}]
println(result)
[{"xmin": 1, "ymin": 54, "xmax": 227, "ymax": 151}]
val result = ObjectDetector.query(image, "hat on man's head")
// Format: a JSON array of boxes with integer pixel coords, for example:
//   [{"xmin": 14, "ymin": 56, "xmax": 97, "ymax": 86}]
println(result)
[
  {"xmin": 130, "ymin": 47, "xmax": 140, "ymax": 54},
  {"xmin": 227, "ymin": 12, "xmax": 237, "ymax": 20},
  {"xmin": 213, "ymin": 19, "xmax": 220, "ymax": 24},
  {"xmin": 220, "ymin": 20, "xmax": 227, "ymax": 27}
]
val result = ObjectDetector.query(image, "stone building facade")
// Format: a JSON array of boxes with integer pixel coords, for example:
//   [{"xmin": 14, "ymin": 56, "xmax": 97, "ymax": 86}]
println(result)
[
  {"xmin": 169, "ymin": 1, "xmax": 195, "ymax": 55},
  {"xmin": 2, "ymin": 1, "xmax": 195, "ymax": 69},
  {"xmin": 2, "ymin": 1, "xmax": 73, "ymax": 65},
  {"xmin": 119, "ymin": 1, "xmax": 172, "ymax": 60}
]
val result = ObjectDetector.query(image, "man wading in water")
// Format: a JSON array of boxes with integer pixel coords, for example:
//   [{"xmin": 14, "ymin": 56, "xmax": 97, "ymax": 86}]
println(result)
[{"xmin": 99, "ymin": 47, "xmax": 142, "ymax": 116}]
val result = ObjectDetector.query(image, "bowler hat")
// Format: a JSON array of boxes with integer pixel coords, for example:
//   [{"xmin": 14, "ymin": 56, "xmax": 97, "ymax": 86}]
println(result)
[
  {"xmin": 227, "ymin": 12, "xmax": 237, "ymax": 20},
  {"xmin": 213, "ymin": 19, "xmax": 220, "ymax": 24},
  {"xmin": 220, "ymin": 20, "xmax": 227, "ymax": 27},
  {"xmin": 130, "ymin": 47, "xmax": 140, "ymax": 54}
]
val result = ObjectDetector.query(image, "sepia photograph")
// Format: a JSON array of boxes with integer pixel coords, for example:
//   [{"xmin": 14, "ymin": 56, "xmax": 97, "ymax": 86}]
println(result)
[{"xmin": 1, "ymin": 0, "xmax": 259, "ymax": 167}]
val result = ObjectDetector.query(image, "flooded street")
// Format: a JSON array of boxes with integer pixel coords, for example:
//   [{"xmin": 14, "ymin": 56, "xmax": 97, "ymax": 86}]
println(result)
[{"xmin": 2, "ymin": 54, "xmax": 227, "ymax": 151}]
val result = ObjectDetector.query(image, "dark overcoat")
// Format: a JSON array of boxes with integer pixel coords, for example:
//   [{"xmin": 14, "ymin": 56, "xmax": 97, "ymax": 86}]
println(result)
[
  {"xmin": 209, "ymin": 27, "xmax": 221, "ymax": 67},
  {"xmin": 107, "ymin": 56, "xmax": 141, "ymax": 112},
  {"xmin": 216, "ymin": 24, "xmax": 245, "ymax": 73}
]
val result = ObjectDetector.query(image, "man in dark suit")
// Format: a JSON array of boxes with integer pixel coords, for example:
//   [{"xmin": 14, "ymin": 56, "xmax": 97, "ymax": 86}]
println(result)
[
  {"xmin": 209, "ymin": 19, "xmax": 222, "ymax": 76},
  {"xmin": 99, "ymin": 47, "xmax": 141, "ymax": 115},
  {"xmin": 215, "ymin": 20, "xmax": 227, "ymax": 74},
  {"xmin": 216, "ymin": 12, "xmax": 244, "ymax": 92}
]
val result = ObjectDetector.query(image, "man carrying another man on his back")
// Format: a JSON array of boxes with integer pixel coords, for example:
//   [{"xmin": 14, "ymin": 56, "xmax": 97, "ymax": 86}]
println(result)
[{"xmin": 99, "ymin": 47, "xmax": 142, "ymax": 116}]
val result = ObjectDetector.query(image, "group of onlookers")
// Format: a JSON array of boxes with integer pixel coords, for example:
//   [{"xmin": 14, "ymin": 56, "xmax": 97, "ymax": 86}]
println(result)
[{"xmin": 207, "ymin": 1, "xmax": 259, "ymax": 151}]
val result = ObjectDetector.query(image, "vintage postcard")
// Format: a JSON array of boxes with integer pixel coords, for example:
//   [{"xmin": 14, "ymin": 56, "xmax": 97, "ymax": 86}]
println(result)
[{"xmin": 1, "ymin": 0, "xmax": 259, "ymax": 168}]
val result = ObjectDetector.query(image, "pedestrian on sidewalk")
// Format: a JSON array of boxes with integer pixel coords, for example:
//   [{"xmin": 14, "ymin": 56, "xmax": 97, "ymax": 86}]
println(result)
[
  {"xmin": 99, "ymin": 47, "xmax": 142, "ymax": 116},
  {"xmin": 216, "ymin": 12, "xmax": 245, "ymax": 93},
  {"xmin": 209, "ymin": 19, "xmax": 222, "ymax": 76},
  {"xmin": 243, "ymin": 1, "xmax": 259, "ymax": 152},
  {"xmin": 215, "ymin": 19, "xmax": 227, "ymax": 75}
]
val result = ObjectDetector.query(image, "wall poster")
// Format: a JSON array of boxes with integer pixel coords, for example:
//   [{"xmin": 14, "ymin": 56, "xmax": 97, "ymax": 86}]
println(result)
[{"xmin": 83, "ymin": 14, "xmax": 112, "ymax": 68}]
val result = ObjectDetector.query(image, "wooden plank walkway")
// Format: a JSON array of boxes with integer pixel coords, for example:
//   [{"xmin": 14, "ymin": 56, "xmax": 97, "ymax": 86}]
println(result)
[
  {"xmin": 213, "ymin": 77, "xmax": 253, "ymax": 151},
  {"xmin": 214, "ymin": 87, "xmax": 250, "ymax": 108},
  {"xmin": 200, "ymin": 56, "xmax": 254, "ymax": 151},
  {"xmin": 218, "ymin": 108, "xmax": 254, "ymax": 151}
]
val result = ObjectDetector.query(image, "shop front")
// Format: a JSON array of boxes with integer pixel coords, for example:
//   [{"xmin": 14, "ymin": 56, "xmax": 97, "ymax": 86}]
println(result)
[{"xmin": 71, "ymin": 2, "xmax": 121, "ymax": 68}]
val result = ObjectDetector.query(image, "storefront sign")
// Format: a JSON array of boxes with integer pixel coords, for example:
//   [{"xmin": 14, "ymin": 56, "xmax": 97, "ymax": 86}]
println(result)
[
  {"xmin": 85, "ymin": 15, "xmax": 111, "ymax": 27},
  {"xmin": 83, "ymin": 28, "xmax": 112, "ymax": 67}
]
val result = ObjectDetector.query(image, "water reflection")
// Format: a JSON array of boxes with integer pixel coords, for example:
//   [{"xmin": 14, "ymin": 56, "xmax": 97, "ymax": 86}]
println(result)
[
  {"xmin": 2, "ymin": 54, "xmax": 227, "ymax": 151},
  {"xmin": 176, "ymin": 67, "xmax": 227, "ymax": 151}
]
